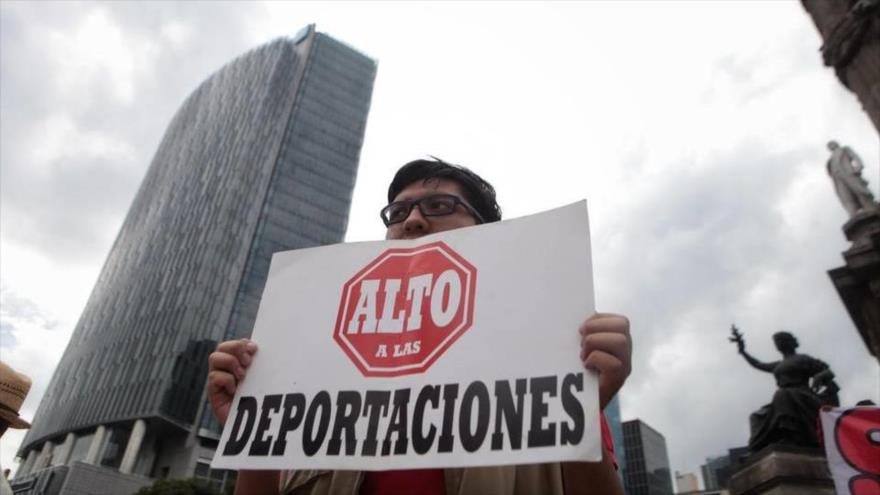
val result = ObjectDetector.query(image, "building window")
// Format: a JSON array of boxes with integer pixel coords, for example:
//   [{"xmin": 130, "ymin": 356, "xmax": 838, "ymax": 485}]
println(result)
[
  {"xmin": 69, "ymin": 432, "xmax": 94, "ymax": 464},
  {"xmin": 99, "ymin": 427, "xmax": 132, "ymax": 469},
  {"xmin": 194, "ymin": 458, "xmax": 237, "ymax": 493}
]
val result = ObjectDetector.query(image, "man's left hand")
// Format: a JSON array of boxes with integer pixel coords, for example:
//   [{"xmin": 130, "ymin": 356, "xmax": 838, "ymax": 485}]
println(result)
[{"xmin": 579, "ymin": 313, "xmax": 632, "ymax": 410}]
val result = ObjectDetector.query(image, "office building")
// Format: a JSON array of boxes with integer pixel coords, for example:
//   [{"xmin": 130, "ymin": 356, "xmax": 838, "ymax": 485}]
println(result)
[
  {"xmin": 701, "ymin": 454, "xmax": 727, "ymax": 491},
  {"xmin": 622, "ymin": 419, "xmax": 674, "ymax": 495},
  {"xmin": 675, "ymin": 471, "xmax": 699, "ymax": 492},
  {"xmin": 14, "ymin": 24, "xmax": 376, "ymax": 494},
  {"xmin": 700, "ymin": 446, "xmax": 748, "ymax": 491}
]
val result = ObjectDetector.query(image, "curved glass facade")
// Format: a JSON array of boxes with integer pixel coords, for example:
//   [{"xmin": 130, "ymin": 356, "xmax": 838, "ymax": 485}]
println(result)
[{"xmin": 16, "ymin": 25, "xmax": 376, "ymax": 491}]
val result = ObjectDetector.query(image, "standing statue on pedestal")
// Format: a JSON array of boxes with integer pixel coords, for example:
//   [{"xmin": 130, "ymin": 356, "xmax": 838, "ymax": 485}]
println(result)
[
  {"xmin": 826, "ymin": 140, "xmax": 877, "ymax": 217},
  {"xmin": 729, "ymin": 325, "xmax": 840, "ymax": 454}
]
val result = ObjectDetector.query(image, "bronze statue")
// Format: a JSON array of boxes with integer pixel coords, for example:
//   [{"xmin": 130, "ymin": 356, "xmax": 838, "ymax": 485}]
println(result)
[{"xmin": 729, "ymin": 325, "xmax": 840, "ymax": 453}]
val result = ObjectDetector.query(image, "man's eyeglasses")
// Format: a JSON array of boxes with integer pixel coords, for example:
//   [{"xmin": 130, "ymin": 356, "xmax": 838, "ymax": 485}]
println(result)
[{"xmin": 380, "ymin": 194, "xmax": 485, "ymax": 227}]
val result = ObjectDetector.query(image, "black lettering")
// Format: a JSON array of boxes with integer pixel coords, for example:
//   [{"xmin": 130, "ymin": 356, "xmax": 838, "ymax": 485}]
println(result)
[
  {"xmin": 491, "ymin": 378, "xmax": 527, "ymax": 450},
  {"xmin": 361, "ymin": 390, "xmax": 391, "ymax": 456},
  {"xmin": 459, "ymin": 381, "xmax": 490, "ymax": 453},
  {"xmin": 221, "ymin": 396, "xmax": 257, "ymax": 455},
  {"xmin": 382, "ymin": 389, "xmax": 411, "ymax": 456},
  {"xmin": 561, "ymin": 373, "xmax": 585, "ymax": 445},
  {"xmin": 327, "ymin": 391, "xmax": 362, "ymax": 456},
  {"xmin": 302, "ymin": 391, "xmax": 332, "ymax": 456},
  {"xmin": 271, "ymin": 393, "xmax": 306, "ymax": 456},
  {"xmin": 528, "ymin": 376, "xmax": 557, "ymax": 448},
  {"xmin": 438, "ymin": 384, "xmax": 459, "ymax": 453},
  {"xmin": 249, "ymin": 394, "xmax": 282, "ymax": 456},
  {"xmin": 413, "ymin": 385, "xmax": 440, "ymax": 454}
]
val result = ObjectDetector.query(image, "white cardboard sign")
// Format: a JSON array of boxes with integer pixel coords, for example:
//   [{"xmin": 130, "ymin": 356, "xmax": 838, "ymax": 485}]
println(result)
[{"xmin": 211, "ymin": 201, "xmax": 601, "ymax": 471}]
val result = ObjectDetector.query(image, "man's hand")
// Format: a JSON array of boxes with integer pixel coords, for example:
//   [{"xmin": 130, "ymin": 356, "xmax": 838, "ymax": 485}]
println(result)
[
  {"xmin": 579, "ymin": 313, "xmax": 631, "ymax": 410},
  {"xmin": 207, "ymin": 338, "xmax": 258, "ymax": 425}
]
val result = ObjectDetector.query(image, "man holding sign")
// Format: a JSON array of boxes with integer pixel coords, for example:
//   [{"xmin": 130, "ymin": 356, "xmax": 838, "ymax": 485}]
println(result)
[{"xmin": 207, "ymin": 159, "xmax": 631, "ymax": 494}]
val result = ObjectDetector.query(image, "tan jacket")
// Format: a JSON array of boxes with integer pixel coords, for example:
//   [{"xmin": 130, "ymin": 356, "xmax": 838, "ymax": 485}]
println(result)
[{"xmin": 281, "ymin": 465, "xmax": 566, "ymax": 495}]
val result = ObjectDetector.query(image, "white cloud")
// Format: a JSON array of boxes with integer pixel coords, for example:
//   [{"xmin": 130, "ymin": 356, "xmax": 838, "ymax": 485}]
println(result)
[
  {"xmin": 0, "ymin": 287, "xmax": 73, "ymax": 472},
  {"xmin": 160, "ymin": 21, "xmax": 192, "ymax": 48},
  {"xmin": 29, "ymin": 113, "xmax": 136, "ymax": 173},
  {"xmin": 44, "ymin": 8, "xmax": 160, "ymax": 105}
]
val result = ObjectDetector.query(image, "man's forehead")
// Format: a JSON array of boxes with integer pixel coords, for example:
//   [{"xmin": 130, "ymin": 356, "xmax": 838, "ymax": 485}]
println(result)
[{"xmin": 392, "ymin": 178, "xmax": 466, "ymax": 201}]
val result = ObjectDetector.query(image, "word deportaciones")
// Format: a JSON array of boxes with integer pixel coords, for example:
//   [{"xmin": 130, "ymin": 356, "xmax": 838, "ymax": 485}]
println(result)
[{"xmin": 221, "ymin": 373, "xmax": 587, "ymax": 459}]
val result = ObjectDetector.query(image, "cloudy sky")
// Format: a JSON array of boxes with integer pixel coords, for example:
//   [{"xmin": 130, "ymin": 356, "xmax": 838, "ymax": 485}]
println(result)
[{"xmin": 1, "ymin": 0, "xmax": 878, "ymax": 487}]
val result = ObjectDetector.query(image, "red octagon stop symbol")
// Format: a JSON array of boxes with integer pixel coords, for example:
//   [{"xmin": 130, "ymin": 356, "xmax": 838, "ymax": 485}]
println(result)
[{"xmin": 334, "ymin": 241, "xmax": 477, "ymax": 377}]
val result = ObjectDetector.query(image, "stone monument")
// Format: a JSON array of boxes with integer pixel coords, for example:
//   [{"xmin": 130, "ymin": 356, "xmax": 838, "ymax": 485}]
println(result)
[
  {"xmin": 825, "ymin": 141, "xmax": 880, "ymax": 365},
  {"xmin": 727, "ymin": 326, "xmax": 838, "ymax": 494},
  {"xmin": 802, "ymin": 0, "xmax": 880, "ymax": 134},
  {"xmin": 826, "ymin": 140, "xmax": 877, "ymax": 217}
]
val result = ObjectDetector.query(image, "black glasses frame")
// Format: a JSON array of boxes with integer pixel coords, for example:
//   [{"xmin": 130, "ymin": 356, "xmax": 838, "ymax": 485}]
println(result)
[{"xmin": 380, "ymin": 193, "xmax": 486, "ymax": 227}]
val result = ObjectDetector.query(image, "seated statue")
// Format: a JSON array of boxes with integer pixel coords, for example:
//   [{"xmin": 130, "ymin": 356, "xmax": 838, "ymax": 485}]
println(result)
[{"xmin": 729, "ymin": 325, "xmax": 840, "ymax": 453}]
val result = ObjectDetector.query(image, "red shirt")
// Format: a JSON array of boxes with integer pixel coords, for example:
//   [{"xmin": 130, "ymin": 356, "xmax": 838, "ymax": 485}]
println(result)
[
  {"xmin": 360, "ymin": 413, "xmax": 617, "ymax": 495},
  {"xmin": 360, "ymin": 468, "xmax": 446, "ymax": 495}
]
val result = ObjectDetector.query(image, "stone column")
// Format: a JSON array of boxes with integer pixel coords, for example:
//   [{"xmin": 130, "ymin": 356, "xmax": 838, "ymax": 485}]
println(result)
[
  {"xmin": 15, "ymin": 449, "xmax": 38, "ymax": 478},
  {"xmin": 801, "ymin": 0, "xmax": 880, "ymax": 135},
  {"xmin": 119, "ymin": 419, "xmax": 146, "ymax": 474},
  {"xmin": 84, "ymin": 425, "xmax": 107, "ymax": 465},
  {"xmin": 33, "ymin": 441, "xmax": 54, "ymax": 471},
  {"xmin": 52, "ymin": 432, "xmax": 76, "ymax": 466},
  {"xmin": 828, "ymin": 208, "xmax": 880, "ymax": 364}
]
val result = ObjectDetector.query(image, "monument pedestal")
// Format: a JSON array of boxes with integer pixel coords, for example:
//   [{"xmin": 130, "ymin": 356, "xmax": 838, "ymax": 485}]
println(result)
[
  {"xmin": 828, "ymin": 207, "xmax": 880, "ymax": 363},
  {"xmin": 728, "ymin": 446, "xmax": 834, "ymax": 495}
]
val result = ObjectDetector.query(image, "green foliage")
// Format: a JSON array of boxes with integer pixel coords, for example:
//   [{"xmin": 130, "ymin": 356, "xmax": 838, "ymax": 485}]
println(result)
[{"xmin": 135, "ymin": 478, "xmax": 223, "ymax": 495}]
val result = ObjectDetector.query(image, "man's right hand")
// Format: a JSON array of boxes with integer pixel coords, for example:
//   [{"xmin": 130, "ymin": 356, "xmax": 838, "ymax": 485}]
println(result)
[
  {"xmin": 207, "ymin": 338, "xmax": 258, "ymax": 425},
  {"xmin": 209, "ymin": 341, "xmax": 281, "ymax": 494}
]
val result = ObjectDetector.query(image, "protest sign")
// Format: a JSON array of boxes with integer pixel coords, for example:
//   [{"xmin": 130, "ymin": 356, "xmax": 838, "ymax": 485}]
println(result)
[
  {"xmin": 819, "ymin": 406, "xmax": 880, "ymax": 495},
  {"xmin": 211, "ymin": 201, "xmax": 601, "ymax": 471}
]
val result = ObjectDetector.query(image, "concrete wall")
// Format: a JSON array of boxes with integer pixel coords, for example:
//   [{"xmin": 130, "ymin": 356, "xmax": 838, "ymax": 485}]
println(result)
[
  {"xmin": 59, "ymin": 462, "xmax": 152, "ymax": 495},
  {"xmin": 10, "ymin": 462, "xmax": 153, "ymax": 495}
]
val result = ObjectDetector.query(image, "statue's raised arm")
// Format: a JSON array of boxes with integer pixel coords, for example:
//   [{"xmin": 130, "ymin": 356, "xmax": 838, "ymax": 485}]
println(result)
[
  {"xmin": 728, "ymin": 324, "xmax": 745, "ymax": 352},
  {"xmin": 729, "ymin": 324, "xmax": 776, "ymax": 373}
]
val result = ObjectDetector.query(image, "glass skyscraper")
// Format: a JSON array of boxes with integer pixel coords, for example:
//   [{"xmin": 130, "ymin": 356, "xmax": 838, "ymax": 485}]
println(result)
[
  {"xmin": 14, "ymin": 25, "xmax": 376, "ymax": 494},
  {"xmin": 622, "ymin": 419, "xmax": 674, "ymax": 495}
]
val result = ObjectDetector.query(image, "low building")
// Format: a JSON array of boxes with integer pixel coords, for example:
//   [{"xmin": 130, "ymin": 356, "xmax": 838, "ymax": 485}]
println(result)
[
  {"xmin": 675, "ymin": 471, "xmax": 699, "ymax": 492},
  {"xmin": 700, "ymin": 446, "xmax": 749, "ymax": 491},
  {"xmin": 622, "ymin": 419, "xmax": 674, "ymax": 495}
]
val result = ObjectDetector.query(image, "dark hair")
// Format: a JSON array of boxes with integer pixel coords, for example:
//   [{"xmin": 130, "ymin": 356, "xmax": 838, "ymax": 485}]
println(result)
[
  {"xmin": 387, "ymin": 157, "xmax": 502, "ymax": 223},
  {"xmin": 773, "ymin": 331, "xmax": 798, "ymax": 348}
]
